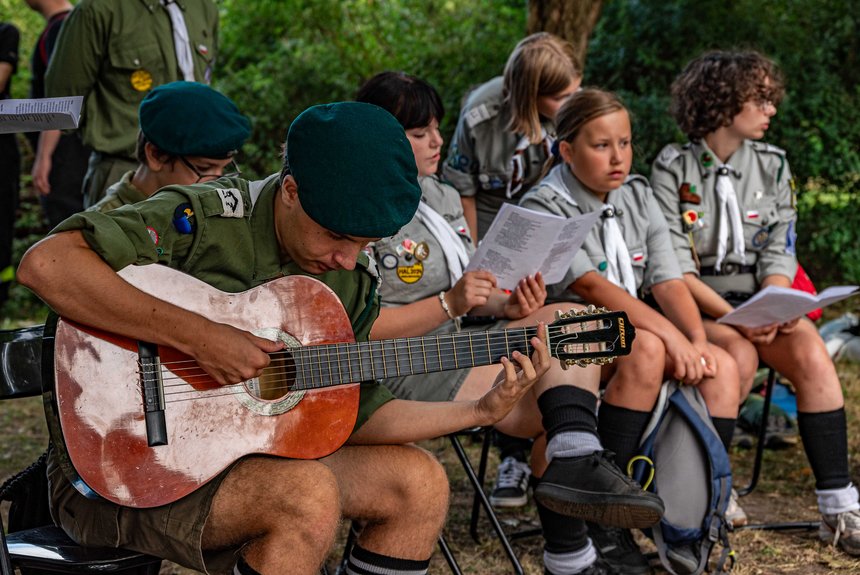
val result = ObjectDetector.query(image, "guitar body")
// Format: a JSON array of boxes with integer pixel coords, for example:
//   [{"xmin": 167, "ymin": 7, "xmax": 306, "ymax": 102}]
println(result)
[{"xmin": 47, "ymin": 264, "xmax": 360, "ymax": 508}]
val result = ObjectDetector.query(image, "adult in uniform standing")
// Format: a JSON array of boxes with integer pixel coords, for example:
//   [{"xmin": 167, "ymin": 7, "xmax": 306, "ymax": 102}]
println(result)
[
  {"xmin": 18, "ymin": 102, "xmax": 552, "ymax": 575},
  {"xmin": 521, "ymin": 89, "xmax": 743, "ymax": 574},
  {"xmin": 358, "ymin": 72, "xmax": 665, "ymax": 575},
  {"xmin": 25, "ymin": 0, "xmax": 92, "ymax": 228},
  {"xmin": 650, "ymin": 50, "xmax": 860, "ymax": 557},
  {"xmin": 0, "ymin": 21, "xmax": 20, "ymax": 307},
  {"xmin": 45, "ymin": 0, "xmax": 219, "ymax": 208},
  {"xmin": 90, "ymin": 81, "xmax": 248, "ymax": 214},
  {"xmin": 442, "ymin": 32, "xmax": 581, "ymax": 242}
]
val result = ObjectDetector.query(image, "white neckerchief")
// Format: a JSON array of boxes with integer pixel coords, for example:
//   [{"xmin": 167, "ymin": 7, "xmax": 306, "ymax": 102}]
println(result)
[
  {"xmin": 506, "ymin": 128, "xmax": 554, "ymax": 198},
  {"xmin": 161, "ymin": 0, "xmax": 195, "ymax": 81},
  {"xmin": 714, "ymin": 164, "xmax": 746, "ymax": 272},
  {"xmin": 601, "ymin": 204, "xmax": 637, "ymax": 297},
  {"xmin": 415, "ymin": 201, "xmax": 470, "ymax": 287}
]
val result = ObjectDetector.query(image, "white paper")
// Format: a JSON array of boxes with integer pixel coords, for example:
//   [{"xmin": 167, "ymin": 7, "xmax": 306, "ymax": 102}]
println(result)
[
  {"xmin": 465, "ymin": 203, "xmax": 601, "ymax": 291},
  {"xmin": 717, "ymin": 285, "xmax": 859, "ymax": 328},
  {"xmin": 0, "ymin": 97, "xmax": 83, "ymax": 133}
]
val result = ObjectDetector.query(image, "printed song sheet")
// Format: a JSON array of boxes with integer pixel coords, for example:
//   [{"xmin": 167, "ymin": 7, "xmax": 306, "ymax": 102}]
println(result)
[
  {"xmin": 717, "ymin": 285, "xmax": 859, "ymax": 328},
  {"xmin": 465, "ymin": 203, "xmax": 601, "ymax": 291},
  {"xmin": 0, "ymin": 97, "xmax": 83, "ymax": 133}
]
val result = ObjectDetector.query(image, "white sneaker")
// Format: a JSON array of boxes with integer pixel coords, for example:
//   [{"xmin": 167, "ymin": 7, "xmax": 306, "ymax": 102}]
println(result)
[
  {"xmin": 489, "ymin": 456, "xmax": 531, "ymax": 508},
  {"xmin": 725, "ymin": 489, "xmax": 748, "ymax": 528},
  {"xmin": 820, "ymin": 509, "xmax": 860, "ymax": 556}
]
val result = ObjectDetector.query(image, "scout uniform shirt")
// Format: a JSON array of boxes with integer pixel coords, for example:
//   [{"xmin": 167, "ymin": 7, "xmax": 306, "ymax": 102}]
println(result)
[
  {"xmin": 55, "ymin": 174, "xmax": 394, "ymax": 427},
  {"xmin": 45, "ymin": 0, "xmax": 219, "ymax": 160},
  {"xmin": 650, "ymin": 139, "xmax": 798, "ymax": 296},
  {"xmin": 442, "ymin": 76, "xmax": 555, "ymax": 240},
  {"xmin": 370, "ymin": 175, "xmax": 474, "ymax": 304},
  {"xmin": 519, "ymin": 164, "xmax": 683, "ymax": 302},
  {"xmin": 88, "ymin": 171, "xmax": 148, "ymax": 213}
]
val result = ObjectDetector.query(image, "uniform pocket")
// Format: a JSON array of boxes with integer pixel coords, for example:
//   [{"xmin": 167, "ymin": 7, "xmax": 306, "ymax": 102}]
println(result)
[{"xmin": 107, "ymin": 40, "xmax": 167, "ymax": 94}]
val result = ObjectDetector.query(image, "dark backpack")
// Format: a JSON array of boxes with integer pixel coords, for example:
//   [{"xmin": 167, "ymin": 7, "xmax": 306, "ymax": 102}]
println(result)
[{"xmin": 631, "ymin": 381, "xmax": 734, "ymax": 575}]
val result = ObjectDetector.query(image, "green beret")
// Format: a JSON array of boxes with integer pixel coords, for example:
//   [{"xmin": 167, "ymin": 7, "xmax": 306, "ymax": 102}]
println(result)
[
  {"xmin": 286, "ymin": 102, "xmax": 420, "ymax": 238},
  {"xmin": 139, "ymin": 81, "xmax": 251, "ymax": 159}
]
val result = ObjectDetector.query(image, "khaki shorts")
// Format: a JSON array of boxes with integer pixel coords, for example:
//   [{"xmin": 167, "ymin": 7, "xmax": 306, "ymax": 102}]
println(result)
[{"xmin": 381, "ymin": 317, "xmax": 508, "ymax": 402}]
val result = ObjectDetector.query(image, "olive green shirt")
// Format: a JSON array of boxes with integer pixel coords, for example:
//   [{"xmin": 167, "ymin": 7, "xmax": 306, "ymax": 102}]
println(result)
[
  {"xmin": 442, "ymin": 76, "xmax": 555, "ymax": 240},
  {"xmin": 650, "ymin": 140, "xmax": 797, "ymax": 295},
  {"xmin": 88, "ymin": 170, "xmax": 147, "ymax": 213},
  {"xmin": 56, "ymin": 174, "xmax": 393, "ymax": 430},
  {"xmin": 45, "ymin": 0, "xmax": 218, "ymax": 159}
]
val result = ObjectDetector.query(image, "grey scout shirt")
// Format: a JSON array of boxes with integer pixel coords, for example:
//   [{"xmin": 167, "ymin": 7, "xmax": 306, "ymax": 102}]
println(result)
[
  {"xmin": 519, "ymin": 164, "xmax": 682, "ymax": 303},
  {"xmin": 442, "ymin": 76, "xmax": 555, "ymax": 240},
  {"xmin": 370, "ymin": 176, "xmax": 474, "ymax": 306},
  {"xmin": 650, "ymin": 139, "xmax": 798, "ymax": 295}
]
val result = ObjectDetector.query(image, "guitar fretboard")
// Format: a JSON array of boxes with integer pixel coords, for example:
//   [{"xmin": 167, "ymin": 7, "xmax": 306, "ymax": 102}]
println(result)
[{"xmin": 290, "ymin": 326, "xmax": 539, "ymax": 389}]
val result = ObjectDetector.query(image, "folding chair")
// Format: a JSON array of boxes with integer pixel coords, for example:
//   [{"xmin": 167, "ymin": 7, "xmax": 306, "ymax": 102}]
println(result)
[
  {"xmin": 734, "ymin": 367, "xmax": 818, "ymax": 532},
  {"xmin": 0, "ymin": 325, "xmax": 164, "ymax": 575},
  {"xmin": 448, "ymin": 428, "xmax": 541, "ymax": 575}
]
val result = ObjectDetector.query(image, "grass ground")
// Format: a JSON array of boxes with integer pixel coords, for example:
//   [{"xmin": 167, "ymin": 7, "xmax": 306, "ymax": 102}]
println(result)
[{"xmin": 2, "ymin": 355, "xmax": 860, "ymax": 574}]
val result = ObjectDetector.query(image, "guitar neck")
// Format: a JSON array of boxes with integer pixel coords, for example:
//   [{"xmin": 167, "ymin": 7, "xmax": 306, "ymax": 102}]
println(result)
[{"xmin": 291, "ymin": 326, "xmax": 541, "ymax": 390}]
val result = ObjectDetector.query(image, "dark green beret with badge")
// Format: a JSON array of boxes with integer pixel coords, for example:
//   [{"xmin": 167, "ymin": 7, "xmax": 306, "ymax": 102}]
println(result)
[
  {"xmin": 139, "ymin": 81, "xmax": 251, "ymax": 159},
  {"xmin": 286, "ymin": 102, "xmax": 421, "ymax": 238}
]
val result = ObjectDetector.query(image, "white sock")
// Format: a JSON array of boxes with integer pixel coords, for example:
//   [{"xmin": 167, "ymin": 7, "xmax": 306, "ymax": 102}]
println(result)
[
  {"xmin": 544, "ymin": 538, "xmax": 598, "ymax": 575},
  {"xmin": 817, "ymin": 482, "xmax": 860, "ymax": 515},
  {"xmin": 545, "ymin": 431, "xmax": 603, "ymax": 463}
]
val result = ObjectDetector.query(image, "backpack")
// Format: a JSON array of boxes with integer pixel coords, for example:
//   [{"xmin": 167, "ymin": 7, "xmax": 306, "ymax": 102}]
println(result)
[{"xmin": 630, "ymin": 381, "xmax": 734, "ymax": 575}]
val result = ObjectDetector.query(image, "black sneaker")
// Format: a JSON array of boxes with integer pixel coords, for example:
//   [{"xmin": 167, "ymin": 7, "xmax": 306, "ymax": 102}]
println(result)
[
  {"xmin": 534, "ymin": 450, "xmax": 664, "ymax": 529},
  {"xmin": 544, "ymin": 557, "xmax": 620, "ymax": 575},
  {"xmin": 587, "ymin": 522, "xmax": 652, "ymax": 574},
  {"xmin": 489, "ymin": 456, "xmax": 530, "ymax": 508}
]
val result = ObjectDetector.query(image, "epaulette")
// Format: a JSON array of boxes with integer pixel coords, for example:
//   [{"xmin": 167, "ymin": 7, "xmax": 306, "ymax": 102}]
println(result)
[
  {"xmin": 464, "ymin": 101, "xmax": 499, "ymax": 129},
  {"xmin": 750, "ymin": 141, "xmax": 787, "ymax": 157},
  {"xmin": 654, "ymin": 144, "xmax": 685, "ymax": 170},
  {"xmin": 624, "ymin": 173, "xmax": 651, "ymax": 192},
  {"xmin": 197, "ymin": 186, "xmax": 248, "ymax": 219}
]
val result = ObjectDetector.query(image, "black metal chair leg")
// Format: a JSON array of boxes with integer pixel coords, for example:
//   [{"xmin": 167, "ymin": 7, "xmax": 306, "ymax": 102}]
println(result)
[{"xmin": 437, "ymin": 534, "xmax": 463, "ymax": 575}]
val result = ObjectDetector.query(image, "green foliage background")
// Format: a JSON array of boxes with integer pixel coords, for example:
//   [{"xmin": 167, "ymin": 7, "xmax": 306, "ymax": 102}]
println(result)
[{"xmin": 2, "ymin": 0, "xmax": 859, "ymax": 324}]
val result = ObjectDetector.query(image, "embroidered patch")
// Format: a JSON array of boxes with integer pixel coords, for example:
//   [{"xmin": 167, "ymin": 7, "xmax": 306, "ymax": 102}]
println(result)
[
  {"xmin": 396, "ymin": 262, "xmax": 424, "ymax": 284},
  {"xmin": 465, "ymin": 103, "xmax": 492, "ymax": 129},
  {"xmin": 746, "ymin": 210, "xmax": 760, "ymax": 220},
  {"xmin": 381, "ymin": 253, "xmax": 398, "ymax": 269},
  {"xmin": 632, "ymin": 252, "xmax": 645, "ymax": 262},
  {"xmin": 700, "ymin": 151, "xmax": 714, "ymax": 168},
  {"xmin": 679, "ymin": 182, "xmax": 700, "ymax": 204},
  {"xmin": 146, "ymin": 226, "xmax": 159, "ymax": 245},
  {"xmin": 172, "ymin": 203, "xmax": 195, "ymax": 234},
  {"xmin": 218, "ymin": 188, "xmax": 244, "ymax": 218},
  {"xmin": 656, "ymin": 145, "xmax": 681, "ymax": 168},
  {"xmin": 752, "ymin": 226, "xmax": 771, "ymax": 248}
]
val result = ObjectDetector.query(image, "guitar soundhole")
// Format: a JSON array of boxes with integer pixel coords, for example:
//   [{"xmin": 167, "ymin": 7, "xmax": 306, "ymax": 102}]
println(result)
[{"xmin": 253, "ymin": 351, "xmax": 296, "ymax": 401}]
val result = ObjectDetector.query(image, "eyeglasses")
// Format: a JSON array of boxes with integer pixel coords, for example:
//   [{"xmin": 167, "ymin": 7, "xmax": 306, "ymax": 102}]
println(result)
[
  {"xmin": 754, "ymin": 98, "xmax": 776, "ymax": 111},
  {"xmin": 179, "ymin": 156, "xmax": 241, "ymax": 183}
]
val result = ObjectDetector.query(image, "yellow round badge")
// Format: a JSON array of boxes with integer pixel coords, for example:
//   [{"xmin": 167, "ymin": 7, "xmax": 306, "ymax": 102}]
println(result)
[
  {"xmin": 130, "ymin": 69, "xmax": 154, "ymax": 92},
  {"xmin": 396, "ymin": 262, "xmax": 424, "ymax": 284}
]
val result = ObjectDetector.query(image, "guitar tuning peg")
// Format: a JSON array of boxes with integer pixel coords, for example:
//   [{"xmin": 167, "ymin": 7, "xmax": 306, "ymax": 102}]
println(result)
[{"xmin": 556, "ymin": 309, "xmax": 568, "ymax": 321}]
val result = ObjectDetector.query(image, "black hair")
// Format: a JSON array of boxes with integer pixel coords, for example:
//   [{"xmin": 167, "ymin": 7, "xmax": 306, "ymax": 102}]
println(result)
[{"xmin": 355, "ymin": 71, "xmax": 444, "ymax": 129}]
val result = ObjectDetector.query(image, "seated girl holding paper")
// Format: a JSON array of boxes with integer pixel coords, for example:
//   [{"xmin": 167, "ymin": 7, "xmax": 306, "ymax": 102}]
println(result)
[
  {"xmin": 649, "ymin": 50, "xmax": 860, "ymax": 555},
  {"xmin": 356, "ymin": 72, "xmax": 668, "ymax": 575}
]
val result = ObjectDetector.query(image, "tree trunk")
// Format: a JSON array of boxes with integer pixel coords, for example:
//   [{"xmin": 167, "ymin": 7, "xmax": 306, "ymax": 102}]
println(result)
[{"xmin": 527, "ymin": 0, "xmax": 603, "ymax": 72}]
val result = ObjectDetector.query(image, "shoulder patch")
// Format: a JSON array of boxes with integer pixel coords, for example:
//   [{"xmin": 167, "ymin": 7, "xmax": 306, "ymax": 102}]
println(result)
[
  {"xmin": 654, "ymin": 145, "xmax": 683, "ymax": 170},
  {"xmin": 217, "ymin": 188, "xmax": 244, "ymax": 218},
  {"xmin": 751, "ymin": 141, "xmax": 786, "ymax": 156},
  {"xmin": 464, "ymin": 103, "xmax": 493, "ymax": 129}
]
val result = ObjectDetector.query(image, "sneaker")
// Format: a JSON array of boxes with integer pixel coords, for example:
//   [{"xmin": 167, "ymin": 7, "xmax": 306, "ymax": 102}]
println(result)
[
  {"xmin": 534, "ymin": 450, "xmax": 665, "ymax": 529},
  {"xmin": 489, "ymin": 456, "xmax": 530, "ymax": 508},
  {"xmin": 544, "ymin": 557, "xmax": 620, "ymax": 575},
  {"xmin": 587, "ymin": 522, "xmax": 652, "ymax": 574},
  {"xmin": 819, "ymin": 509, "xmax": 860, "ymax": 556},
  {"xmin": 725, "ymin": 489, "xmax": 749, "ymax": 528},
  {"xmin": 665, "ymin": 544, "xmax": 700, "ymax": 575}
]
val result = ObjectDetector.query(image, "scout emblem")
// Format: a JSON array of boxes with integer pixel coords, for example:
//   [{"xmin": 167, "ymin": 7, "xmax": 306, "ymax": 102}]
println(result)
[
  {"xmin": 396, "ymin": 261, "xmax": 424, "ymax": 284},
  {"xmin": 752, "ymin": 223, "xmax": 776, "ymax": 248},
  {"xmin": 172, "ymin": 204, "xmax": 195, "ymax": 234},
  {"xmin": 130, "ymin": 69, "xmax": 154, "ymax": 92},
  {"xmin": 700, "ymin": 151, "xmax": 714, "ymax": 168},
  {"xmin": 146, "ymin": 226, "xmax": 160, "ymax": 245},
  {"xmin": 413, "ymin": 241, "xmax": 430, "ymax": 261},
  {"xmin": 679, "ymin": 183, "xmax": 700, "ymax": 205},
  {"xmin": 380, "ymin": 253, "xmax": 398, "ymax": 269}
]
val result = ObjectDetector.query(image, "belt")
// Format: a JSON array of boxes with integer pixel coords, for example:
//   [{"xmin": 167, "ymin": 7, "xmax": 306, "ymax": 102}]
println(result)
[{"xmin": 699, "ymin": 264, "xmax": 756, "ymax": 276}]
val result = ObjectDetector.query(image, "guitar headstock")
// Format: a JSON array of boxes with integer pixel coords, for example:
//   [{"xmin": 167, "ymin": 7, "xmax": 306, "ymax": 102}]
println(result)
[{"xmin": 548, "ymin": 305, "xmax": 635, "ymax": 369}]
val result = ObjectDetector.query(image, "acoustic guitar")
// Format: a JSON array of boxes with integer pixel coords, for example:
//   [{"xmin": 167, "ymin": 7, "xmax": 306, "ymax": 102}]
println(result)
[{"xmin": 42, "ymin": 264, "xmax": 634, "ymax": 508}]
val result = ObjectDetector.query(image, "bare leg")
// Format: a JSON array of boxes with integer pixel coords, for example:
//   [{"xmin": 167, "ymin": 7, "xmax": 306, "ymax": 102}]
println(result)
[
  {"xmin": 602, "ymin": 328, "xmax": 666, "ymax": 411},
  {"xmin": 203, "ymin": 457, "xmax": 341, "ymax": 575},
  {"xmin": 696, "ymin": 344, "xmax": 741, "ymax": 418},
  {"xmin": 321, "ymin": 444, "xmax": 449, "ymax": 559},
  {"xmin": 705, "ymin": 320, "xmax": 759, "ymax": 400}
]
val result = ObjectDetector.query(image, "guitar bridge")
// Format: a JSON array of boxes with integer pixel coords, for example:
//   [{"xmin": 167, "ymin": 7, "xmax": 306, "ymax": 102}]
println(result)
[{"xmin": 139, "ymin": 341, "xmax": 168, "ymax": 446}]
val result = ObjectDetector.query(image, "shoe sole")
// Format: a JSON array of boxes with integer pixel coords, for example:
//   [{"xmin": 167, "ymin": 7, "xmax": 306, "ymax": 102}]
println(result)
[
  {"xmin": 534, "ymin": 484, "xmax": 664, "ymax": 529},
  {"xmin": 489, "ymin": 495, "xmax": 528, "ymax": 508},
  {"xmin": 819, "ymin": 524, "xmax": 860, "ymax": 556}
]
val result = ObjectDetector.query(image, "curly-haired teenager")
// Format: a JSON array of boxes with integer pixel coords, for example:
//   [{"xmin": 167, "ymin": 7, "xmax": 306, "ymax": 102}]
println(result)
[{"xmin": 650, "ymin": 50, "xmax": 860, "ymax": 557}]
